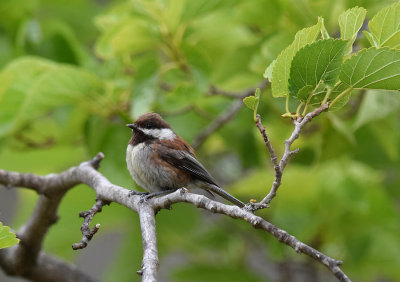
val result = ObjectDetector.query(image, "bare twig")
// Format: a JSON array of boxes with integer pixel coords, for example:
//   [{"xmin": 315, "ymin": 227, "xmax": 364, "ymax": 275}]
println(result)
[
  {"xmin": 72, "ymin": 198, "xmax": 110, "ymax": 250},
  {"xmin": 192, "ymin": 80, "xmax": 270, "ymax": 149},
  {"xmin": 250, "ymin": 104, "xmax": 329, "ymax": 210},
  {"xmin": 192, "ymin": 99, "xmax": 244, "ymax": 149},
  {"xmin": 255, "ymin": 114, "xmax": 280, "ymax": 208}
]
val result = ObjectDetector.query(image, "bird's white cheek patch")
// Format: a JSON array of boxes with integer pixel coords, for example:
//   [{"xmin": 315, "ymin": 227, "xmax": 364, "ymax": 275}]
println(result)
[{"xmin": 140, "ymin": 128, "xmax": 175, "ymax": 140}]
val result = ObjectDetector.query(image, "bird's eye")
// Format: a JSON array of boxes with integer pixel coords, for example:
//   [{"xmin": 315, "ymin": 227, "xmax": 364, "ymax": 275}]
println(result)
[{"xmin": 144, "ymin": 123, "xmax": 152, "ymax": 129}]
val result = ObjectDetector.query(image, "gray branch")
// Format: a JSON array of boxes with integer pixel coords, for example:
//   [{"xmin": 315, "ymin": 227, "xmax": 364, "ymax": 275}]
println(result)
[
  {"xmin": 193, "ymin": 80, "xmax": 270, "ymax": 149},
  {"xmin": 192, "ymin": 98, "xmax": 244, "ymax": 149},
  {"xmin": 138, "ymin": 204, "xmax": 159, "ymax": 281},
  {"xmin": 0, "ymin": 250, "xmax": 97, "ymax": 282}
]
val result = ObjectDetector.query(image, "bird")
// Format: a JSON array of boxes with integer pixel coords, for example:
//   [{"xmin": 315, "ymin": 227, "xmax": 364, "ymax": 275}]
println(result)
[{"xmin": 126, "ymin": 112, "xmax": 245, "ymax": 207}]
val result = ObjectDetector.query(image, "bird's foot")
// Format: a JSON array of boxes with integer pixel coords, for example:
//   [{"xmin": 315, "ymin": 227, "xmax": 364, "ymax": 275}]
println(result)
[
  {"xmin": 139, "ymin": 189, "xmax": 176, "ymax": 203},
  {"xmin": 139, "ymin": 193, "xmax": 154, "ymax": 203}
]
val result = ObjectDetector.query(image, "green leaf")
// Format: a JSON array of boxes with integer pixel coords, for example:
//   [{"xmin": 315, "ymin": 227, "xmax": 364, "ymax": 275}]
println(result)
[
  {"xmin": 271, "ymin": 17, "xmax": 324, "ymax": 97},
  {"xmin": 263, "ymin": 59, "xmax": 275, "ymax": 81},
  {"xmin": 338, "ymin": 7, "xmax": 367, "ymax": 54},
  {"xmin": 243, "ymin": 96, "xmax": 257, "ymax": 111},
  {"xmin": 321, "ymin": 22, "xmax": 330, "ymax": 40},
  {"xmin": 327, "ymin": 82, "xmax": 354, "ymax": 111},
  {"xmin": 309, "ymin": 83, "xmax": 329, "ymax": 106},
  {"xmin": 363, "ymin": 31, "xmax": 378, "ymax": 48},
  {"xmin": 339, "ymin": 47, "xmax": 400, "ymax": 90},
  {"xmin": 288, "ymin": 39, "xmax": 347, "ymax": 98},
  {"xmin": 0, "ymin": 222, "xmax": 19, "ymax": 249},
  {"xmin": 353, "ymin": 90, "xmax": 400, "ymax": 130},
  {"xmin": 260, "ymin": 33, "xmax": 293, "ymax": 77},
  {"xmin": 95, "ymin": 18, "xmax": 159, "ymax": 59},
  {"xmin": 369, "ymin": 1, "xmax": 400, "ymax": 49},
  {"xmin": 243, "ymin": 88, "xmax": 260, "ymax": 121},
  {"xmin": 297, "ymin": 85, "xmax": 314, "ymax": 101}
]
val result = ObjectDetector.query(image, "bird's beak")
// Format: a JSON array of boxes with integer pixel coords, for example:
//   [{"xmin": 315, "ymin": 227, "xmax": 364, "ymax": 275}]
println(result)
[{"xmin": 126, "ymin": 123, "xmax": 137, "ymax": 130}]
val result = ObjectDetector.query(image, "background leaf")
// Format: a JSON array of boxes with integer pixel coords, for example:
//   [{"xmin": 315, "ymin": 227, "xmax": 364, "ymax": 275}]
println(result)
[
  {"xmin": 353, "ymin": 90, "xmax": 400, "ymax": 130},
  {"xmin": 0, "ymin": 57, "xmax": 105, "ymax": 138}
]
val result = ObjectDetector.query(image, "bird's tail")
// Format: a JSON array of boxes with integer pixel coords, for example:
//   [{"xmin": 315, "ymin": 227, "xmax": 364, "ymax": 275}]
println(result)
[{"xmin": 206, "ymin": 184, "xmax": 245, "ymax": 208}]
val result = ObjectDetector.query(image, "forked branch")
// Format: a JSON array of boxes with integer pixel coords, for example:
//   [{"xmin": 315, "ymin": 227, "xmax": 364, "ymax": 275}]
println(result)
[{"xmin": 249, "ymin": 103, "xmax": 329, "ymax": 210}]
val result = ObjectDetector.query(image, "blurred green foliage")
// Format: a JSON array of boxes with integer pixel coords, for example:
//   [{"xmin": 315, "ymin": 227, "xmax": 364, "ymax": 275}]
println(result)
[{"xmin": 0, "ymin": 0, "xmax": 399, "ymax": 281}]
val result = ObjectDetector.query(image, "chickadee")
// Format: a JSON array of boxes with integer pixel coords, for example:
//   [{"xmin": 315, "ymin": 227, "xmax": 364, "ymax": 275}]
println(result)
[{"xmin": 126, "ymin": 113, "xmax": 245, "ymax": 207}]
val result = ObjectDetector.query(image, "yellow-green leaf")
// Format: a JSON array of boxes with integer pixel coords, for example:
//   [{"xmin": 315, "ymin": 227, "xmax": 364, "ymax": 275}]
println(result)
[
  {"xmin": 339, "ymin": 47, "xmax": 400, "ymax": 90},
  {"xmin": 263, "ymin": 59, "xmax": 276, "ymax": 81},
  {"xmin": 243, "ymin": 88, "xmax": 261, "ymax": 121},
  {"xmin": 243, "ymin": 96, "xmax": 257, "ymax": 111},
  {"xmin": 369, "ymin": 1, "xmax": 400, "ymax": 49},
  {"xmin": 339, "ymin": 6, "xmax": 367, "ymax": 54},
  {"xmin": 0, "ymin": 222, "xmax": 19, "ymax": 249},
  {"xmin": 271, "ymin": 17, "xmax": 324, "ymax": 97}
]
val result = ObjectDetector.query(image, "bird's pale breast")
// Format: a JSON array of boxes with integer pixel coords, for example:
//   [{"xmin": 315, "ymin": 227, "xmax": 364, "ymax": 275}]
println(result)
[{"xmin": 126, "ymin": 143, "xmax": 188, "ymax": 192}]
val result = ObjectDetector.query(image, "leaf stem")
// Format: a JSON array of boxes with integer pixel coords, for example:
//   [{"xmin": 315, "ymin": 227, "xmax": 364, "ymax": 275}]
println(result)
[
  {"xmin": 302, "ymin": 81, "xmax": 323, "ymax": 116},
  {"xmin": 296, "ymin": 102, "xmax": 304, "ymax": 115},
  {"xmin": 302, "ymin": 88, "xmax": 315, "ymax": 116},
  {"xmin": 322, "ymin": 87, "xmax": 333, "ymax": 104},
  {"xmin": 330, "ymin": 87, "xmax": 353, "ymax": 108},
  {"xmin": 285, "ymin": 95, "xmax": 290, "ymax": 114}
]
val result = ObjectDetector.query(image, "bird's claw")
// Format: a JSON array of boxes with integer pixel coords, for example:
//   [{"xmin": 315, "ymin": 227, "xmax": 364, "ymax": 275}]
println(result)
[
  {"xmin": 139, "ymin": 193, "xmax": 153, "ymax": 203},
  {"xmin": 128, "ymin": 190, "xmax": 152, "ymax": 203}
]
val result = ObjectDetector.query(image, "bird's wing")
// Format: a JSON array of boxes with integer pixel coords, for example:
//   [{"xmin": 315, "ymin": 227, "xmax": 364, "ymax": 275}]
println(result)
[
  {"xmin": 159, "ymin": 144, "xmax": 245, "ymax": 207},
  {"xmin": 158, "ymin": 147, "xmax": 219, "ymax": 187}
]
